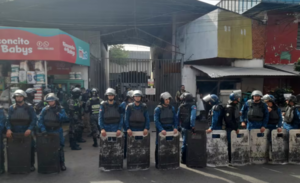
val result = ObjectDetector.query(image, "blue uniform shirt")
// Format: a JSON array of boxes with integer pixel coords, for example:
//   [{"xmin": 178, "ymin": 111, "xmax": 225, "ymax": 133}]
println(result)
[
  {"xmin": 125, "ymin": 102, "xmax": 150, "ymax": 131},
  {"xmin": 98, "ymin": 101, "xmax": 124, "ymax": 132},
  {"xmin": 0, "ymin": 108, "xmax": 6, "ymax": 132},
  {"xmin": 38, "ymin": 106, "xmax": 69, "ymax": 132},
  {"xmin": 210, "ymin": 106, "xmax": 222, "ymax": 130},
  {"xmin": 7, "ymin": 103, "xmax": 37, "ymax": 132},
  {"xmin": 154, "ymin": 105, "xmax": 178, "ymax": 132},
  {"xmin": 176, "ymin": 104, "xmax": 196, "ymax": 129},
  {"xmin": 240, "ymin": 101, "xmax": 269, "ymax": 129}
]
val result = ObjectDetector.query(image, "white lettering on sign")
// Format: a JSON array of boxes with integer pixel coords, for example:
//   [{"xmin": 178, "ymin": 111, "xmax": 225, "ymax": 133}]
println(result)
[
  {"xmin": 0, "ymin": 37, "xmax": 33, "ymax": 55},
  {"xmin": 62, "ymin": 41, "xmax": 75, "ymax": 56}
]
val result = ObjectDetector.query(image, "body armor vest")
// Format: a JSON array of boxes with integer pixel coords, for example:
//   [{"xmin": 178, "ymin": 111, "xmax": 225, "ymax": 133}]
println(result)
[
  {"xmin": 179, "ymin": 104, "xmax": 191, "ymax": 127},
  {"xmin": 224, "ymin": 104, "xmax": 239, "ymax": 129},
  {"xmin": 247, "ymin": 100, "xmax": 264, "ymax": 122},
  {"xmin": 159, "ymin": 105, "xmax": 174, "ymax": 125},
  {"xmin": 129, "ymin": 103, "xmax": 146, "ymax": 128},
  {"xmin": 103, "ymin": 102, "xmax": 121, "ymax": 125},
  {"xmin": 10, "ymin": 104, "xmax": 31, "ymax": 127},
  {"xmin": 268, "ymin": 107, "xmax": 279, "ymax": 125},
  {"xmin": 90, "ymin": 98, "xmax": 101, "ymax": 115},
  {"xmin": 284, "ymin": 106, "xmax": 294, "ymax": 123},
  {"xmin": 44, "ymin": 106, "xmax": 61, "ymax": 129}
]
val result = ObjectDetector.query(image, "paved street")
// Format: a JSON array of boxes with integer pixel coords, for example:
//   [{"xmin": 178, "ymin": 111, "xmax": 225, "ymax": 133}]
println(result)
[{"xmin": 2, "ymin": 124, "xmax": 300, "ymax": 183}]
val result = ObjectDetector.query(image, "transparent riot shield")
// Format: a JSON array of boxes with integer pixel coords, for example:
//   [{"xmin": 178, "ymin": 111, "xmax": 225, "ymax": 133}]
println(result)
[
  {"xmin": 186, "ymin": 130, "xmax": 207, "ymax": 168},
  {"xmin": 250, "ymin": 129, "xmax": 269, "ymax": 164},
  {"xmin": 231, "ymin": 130, "xmax": 250, "ymax": 166},
  {"xmin": 127, "ymin": 132, "xmax": 150, "ymax": 170},
  {"xmin": 289, "ymin": 130, "xmax": 300, "ymax": 164},
  {"xmin": 7, "ymin": 133, "xmax": 32, "ymax": 174},
  {"xmin": 157, "ymin": 131, "xmax": 179, "ymax": 169},
  {"xmin": 36, "ymin": 133, "xmax": 60, "ymax": 174},
  {"xmin": 99, "ymin": 132, "xmax": 124, "ymax": 171},
  {"xmin": 271, "ymin": 129, "xmax": 288, "ymax": 164},
  {"xmin": 206, "ymin": 130, "xmax": 228, "ymax": 167}
]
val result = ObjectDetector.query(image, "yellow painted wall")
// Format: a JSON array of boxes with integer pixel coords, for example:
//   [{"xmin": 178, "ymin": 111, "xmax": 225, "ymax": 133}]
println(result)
[{"xmin": 217, "ymin": 10, "xmax": 252, "ymax": 59}]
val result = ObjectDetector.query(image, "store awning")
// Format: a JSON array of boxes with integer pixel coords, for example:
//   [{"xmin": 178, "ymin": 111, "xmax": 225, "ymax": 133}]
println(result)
[
  {"xmin": 265, "ymin": 64, "xmax": 300, "ymax": 75},
  {"xmin": 191, "ymin": 65, "xmax": 296, "ymax": 78},
  {"xmin": 0, "ymin": 26, "xmax": 90, "ymax": 66}
]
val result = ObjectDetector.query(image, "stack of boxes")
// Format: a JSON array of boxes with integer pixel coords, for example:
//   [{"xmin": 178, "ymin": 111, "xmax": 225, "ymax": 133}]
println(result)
[{"xmin": 33, "ymin": 84, "xmax": 43, "ymax": 104}]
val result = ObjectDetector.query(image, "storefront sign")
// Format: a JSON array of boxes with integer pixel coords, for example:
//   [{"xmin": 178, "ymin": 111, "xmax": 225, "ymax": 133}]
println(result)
[
  {"xmin": 0, "ymin": 26, "xmax": 90, "ymax": 66},
  {"xmin": 148, "ymin": 79, "xmax": 154, "ymax": 87},
  {"xmin": 47, "ymin": 61, "xmax": 72, "ymax": 75},
  {"xmin": 145, "ymin": 88, "xmax": 156, "ymax": 95}
]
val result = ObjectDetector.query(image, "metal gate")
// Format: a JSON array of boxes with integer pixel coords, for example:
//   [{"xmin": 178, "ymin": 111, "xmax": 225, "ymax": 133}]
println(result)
[{"xmin": 109, "ymin": 58, "xmax": 181, "ymax": 118}]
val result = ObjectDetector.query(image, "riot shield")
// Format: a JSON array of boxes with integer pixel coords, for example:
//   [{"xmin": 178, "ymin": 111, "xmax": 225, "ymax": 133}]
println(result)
[
  {"xmin": 7, "ymin": 133, "xmax": 32, "ymax": 174},
  {"xmin": 0, "ymin": 134, "xmax": 4, "ymax": 172},
  {"xmin": 231, "ymin": 130, "xmax": 250, "ymax": 166},
  {"xmin": 157, "ymin": 132, "xmax": 179, "ymax": 169},
  {"xmin": 186, "ymin": 129, "xmax": 207, "ymax": 168},
  {"xmin": 36, "ymin": 133, "xmax": 60, "ymax": 174},
  {"xmin": 271, "ymin": 129, "xmax": 288, "ymax": 164},
  {"xmin": 206, "ymin": 130, "xmax": 228, "ymax": 167},
  {"xmin": 289, "ymin": 130, "xmax": 300, "ymax": 164},
  {"xmin": 127, "ymin": 132, "xmax": 150, "ymax": 170},
  {"xmin": 250, "ymin": 129, "xmax": 269, "ymax": 164},
  {"xmin": 99, "ymin": 132, "xmax": 124, "ymax": 171}
]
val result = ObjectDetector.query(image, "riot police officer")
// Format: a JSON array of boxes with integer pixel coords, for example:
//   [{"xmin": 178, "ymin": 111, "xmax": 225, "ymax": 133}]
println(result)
[
  {"xmin": 177, "ymin": 92, "xmax": 196, "ymax": 164},
  {"xmin": 154, "ymin": 92, "xmax": 178, "ymax": 168},
  {"xmin": 0, "ymin": 105, "xmax": 6, "ymax": 174},
  {"xmin": 223, "ymin": 92, "xmax": 240, "ymax": 162},
  {"xmin": 282, "ymin": 95, "xmax": 300, "ymax": 132},
  {"xmin": 99, "ymin": 88, "xmax": 123, "ymax": 137},
  {"xmin": 6, "ymin": 89, "xmax": 38, "ymax": 172},
  {"xmin": 85, "ymin": 88, "xmax": 103, "ymax": 147},
  {"xmin": 240, "ymin": 90, "xmax": 269, "ymax": 132},
  {"xmin": 125, "ymin": 90, "xmax": 150, "ymax": 137},
  {"xmin": 38, "ymin": 93, "xmax": 68, "ymax": 171},
  {"xmin": 68, "ymin": 87, "xmax": 85, "ymax": 150},
  {"xmin": 25, "ymin": 88, "xmax": 37, "ymax": 105},
  {"xmin": 35, "ymin": 88, "xmax": 51, "ymax": 115},
  {"xmin": 120, "ymin": 90, "xmax": 133, "ymax": 158},
  {"xmin": 262, "ymin": 94, "xmax": 282, "ymax": 132},
  {"xmin": 204, "ymin": 94, "xmax": 224, "ymax": 133}
]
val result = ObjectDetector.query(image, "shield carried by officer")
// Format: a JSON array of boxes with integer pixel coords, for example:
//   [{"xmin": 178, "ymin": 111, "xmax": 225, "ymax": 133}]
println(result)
[
  {"xmin": 206, "ymin": 130, "xmax": 228, "ymax": 167},
  {"xmin": 231, "ymin": 130, "xmax": 250, "ymax": 166},
  {"xmin": 7, "ymin": 133, "xmax": 32, "ymax": 174},
  {"xmin": 157, "ymin": 132, "xmax": 179, "ymax": 169},
  {"xmin": 36, "ymin": 133, "xmax": 60, "ymax": 174},
  {"xmin": 127, "ymin": 132, "xmax": 150, "ymax": 170},
  {"xmin": 250, "ymin": 129, "xmax": 269, "ymax": 164},
  {"xmin": 186, "ymin": 130, "xmax": 207, "ymax": 168},
  {"xmin": 289, "ymin": 130, "xmax": 300, "ymax": 164},
  {"xmin": 99, "ymin": 132, "xmax": 124, "ymax": 171},
  {"xmin": 0, "ymin": 133, "xmax": 4, "ymax": 172},
  {"xmin": 271, "ymin": 129, "xmax": 288, "ymax": 164}
]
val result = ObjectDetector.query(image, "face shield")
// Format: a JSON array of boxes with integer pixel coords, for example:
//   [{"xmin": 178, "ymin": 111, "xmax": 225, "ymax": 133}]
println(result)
[{"xmin": 203, "ymin": 94, "xmax": 212, "ymax": 103}]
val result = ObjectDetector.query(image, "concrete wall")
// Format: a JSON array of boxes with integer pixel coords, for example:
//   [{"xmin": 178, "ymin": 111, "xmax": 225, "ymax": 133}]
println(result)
[
  {"xmin": 232, "ymin": 59, "xmax": 264, "ymax": 68},
  {"xmin": 181, "ymin": 65, "xmax": 201, "ymax": 96},
  {"xmin": 241, "ymin": 77, "xmax": 263, "ymax": 92}
]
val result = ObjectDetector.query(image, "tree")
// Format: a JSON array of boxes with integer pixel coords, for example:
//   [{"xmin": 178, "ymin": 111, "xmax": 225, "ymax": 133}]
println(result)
[{"xmin": 109, "ymin": 45, "xmax": 129, "ymax": 59}]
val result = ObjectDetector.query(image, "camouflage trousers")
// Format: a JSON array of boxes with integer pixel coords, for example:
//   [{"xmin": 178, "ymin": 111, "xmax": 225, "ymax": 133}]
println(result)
[
  {"xmin": 69, "ymin": 118, "xmax": 84, "ymax": 138},
  {"xmin": 90, "ymin": 114, "xmax": 100, "ymax": 138}
]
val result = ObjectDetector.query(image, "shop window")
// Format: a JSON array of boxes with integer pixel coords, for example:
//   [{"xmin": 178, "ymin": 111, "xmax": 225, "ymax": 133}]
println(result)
[{"xmin": 297, "ymin": 23, "xmax": 300, "ymax": 49}]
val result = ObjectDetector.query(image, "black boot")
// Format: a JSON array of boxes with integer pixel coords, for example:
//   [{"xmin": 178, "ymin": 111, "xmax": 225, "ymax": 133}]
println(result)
[
  {"xmin": 60, "ymin": 163, "xmax": 67, "ymax": 171},
  {"xmin": 92, "ymin": 137, "xmax": 98, "ymax": 147},
  {"xmin": 181, "ymin": 151, "xmax": 186, "ymax": 164},
  {"xmin": 59, "ymin": 148, "xmax": 66, "ymax": 171},
  {"xmin": 0, "ymin": 149, "xmax": 4, "ymax": 174},
  {"xmin": 71, "ymin": 138, "xmax": 81, "ymax": 150},
  {"xmin": 155, "ymin": 145, "xmax": 158, "ymax": 169}
]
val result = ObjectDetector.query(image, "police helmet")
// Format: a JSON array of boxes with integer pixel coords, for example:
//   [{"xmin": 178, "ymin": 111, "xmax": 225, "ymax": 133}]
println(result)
[
  {"xmin": 160, "ymin": 92, "xmax": 172, "ymax": 104},
  {"xmin": 286, "ymin": 95, "xmax": 297, "ymax": 104},
  {"xmin": 251, "ymin": 90, "xmax": 263, "ymax": 97},
  {"xmin": 180, "ymin": 92, "xmax": 193, "ymax": 102},
  {"xmin": 45, "ymin": 93, "xmax": 58, "ymax": 102},
  {"xmin": 71, "ymin": 87, "xmax": 81, "ymax": 97},
  {"xmin": 91, "ymin": 88, "xmax": 98, "ymax": 96},
  {"xmin": 43, "ymin": 88, "xmax": 51, "ymax": 95},
  {"xmin": 262, "ymin": 94, "xmax": 275, "ymax": 103},
  {"xmin": 105, "ymin": 88, "xmax": 116, "ymax": 96},
  {"xmin": 13, "ymin": 89, "xmax": 27, "ymax": 99},
  {"xmin": 132, "ymin": 90, "xmax": 143, "ymax": 97},
  {"xmin": 229, "ymin": 92, "xmax": 240, "ymax": 102},
  {"xmin": 127, "ymin": 90, "xmax": 134, "ymax": 98},
  {"xmin": 203, "ymin": 94, "xmax": 219, "ymax": 105},
  {"xmin": 25, "ymin": 88, "xmax": 37, "ymax": 94}
]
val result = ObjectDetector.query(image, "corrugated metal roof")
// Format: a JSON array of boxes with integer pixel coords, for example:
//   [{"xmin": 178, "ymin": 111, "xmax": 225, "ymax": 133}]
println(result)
[
  {"xmin": 265, "ymin": 64, "xmax": 300, "ymax": 75},
  {"xmin": 128, "ymin": 51, "xmax": 150, "ymax": 59},
  {"xmin": 191, "ymin": 65, "xmax": 296, "ymax": 78}
]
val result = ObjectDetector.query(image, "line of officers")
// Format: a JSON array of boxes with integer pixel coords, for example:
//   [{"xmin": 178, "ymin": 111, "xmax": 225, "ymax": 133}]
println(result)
[{"xmin": 1, "ymin": 86, "xmax": 299, "ymax": 174}]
